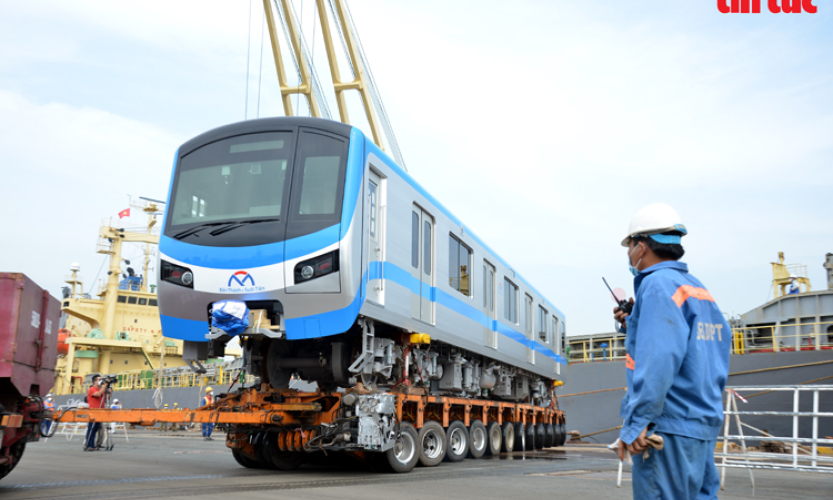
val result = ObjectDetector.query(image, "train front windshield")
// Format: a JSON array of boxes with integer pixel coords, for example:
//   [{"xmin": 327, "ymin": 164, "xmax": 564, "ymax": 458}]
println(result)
[{"xmin": 164, "ymin": 130, "xmax": 348, "ymax": 247}]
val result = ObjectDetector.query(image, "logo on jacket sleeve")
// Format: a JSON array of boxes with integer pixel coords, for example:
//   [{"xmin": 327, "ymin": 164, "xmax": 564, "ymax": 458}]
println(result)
[{"xmin": 220, "ymin": 271, "xmax": 265, "ymax": 293}]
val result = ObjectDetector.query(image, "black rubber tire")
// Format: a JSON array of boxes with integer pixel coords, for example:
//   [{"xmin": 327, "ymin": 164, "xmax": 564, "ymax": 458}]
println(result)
[
  {"xmin": 524, "ymin": 423, "xmax": 535, "ymax": 451},
  {"xmin": 418, "ymin": 421, "xmax": 447, "ymax": 467},
  {"xmin": 0, "ymin": 441, "xmax": 25, "ymax": 480},
  {"xmin": 544, "ymin": 423, "xmax": 554, "ymax": 448},
  {"xmin": 468, "ymin": 420, "xmax": 487, "ymax": 459},
  {"xmin": 378, "ymin": 422, "xmax": 419, "ymax": 473},
  {"xmin": 263, "ymin": 431, "xmax": 303, "ymax": 471},
  {"xmin": 559, "ymin": 423, "xmax": 567, "ymax": 446},
  {"xmin": 534, "ymin": 424, "xmax": 545, "ymax": 450},
  {"xmin": 231, "ymin": 448, "xmax": 261, "ymax": 469},
  {"xmin": 501, "ymin": 422, "xmax": 515, "ymax": 452},
  {"xmin": 513, "ymin": 423, "xmax": 525, "ymax": 452},
  {"xmin": 553, "ymin": 423, "xmax": 563, "ymax": 448},
  {"xmin": 444, "ymin": 420, "xmax": 469, "ymax": 462},
  {"xmin": 486, "ymin": 422, "xmax": 502, "ymax": 456},
  {"xmin": 255, "ymin": 432, "xmax": 279, "ymax": 470}
]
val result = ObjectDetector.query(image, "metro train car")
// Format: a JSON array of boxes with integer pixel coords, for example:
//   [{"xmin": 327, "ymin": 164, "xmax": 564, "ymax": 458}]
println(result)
[{"xmin": 157, "ymin": 117, "xmax": 566, "ymax": 406}]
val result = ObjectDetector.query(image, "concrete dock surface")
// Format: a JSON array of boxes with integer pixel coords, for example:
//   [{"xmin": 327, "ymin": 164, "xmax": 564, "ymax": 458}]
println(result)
[{"xmin": 1, "ymin": 430, "xmax": 829, "ymax": 500}]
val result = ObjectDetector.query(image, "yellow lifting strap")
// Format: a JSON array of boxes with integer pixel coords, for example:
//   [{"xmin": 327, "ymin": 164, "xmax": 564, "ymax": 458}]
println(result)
[{"xmin": 410, "ymin": 333, "xmax": 431, "ymax": 345}]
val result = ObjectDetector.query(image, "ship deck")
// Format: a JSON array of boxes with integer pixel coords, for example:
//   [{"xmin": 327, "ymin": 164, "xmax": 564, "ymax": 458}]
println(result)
[{"xmin": 1, "ymin": 429, "xmax": 828, "ymax": 499}]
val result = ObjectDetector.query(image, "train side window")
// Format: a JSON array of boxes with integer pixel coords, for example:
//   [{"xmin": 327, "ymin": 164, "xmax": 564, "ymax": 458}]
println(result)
[
  {"xmin": 423, "ymin": 220, "xmax": 432, "ymax": 275},
  {"xmin": 411, "ymin": 212, "xmax": 419, "ymax": 269},
  {"xmin": 448, "ymin": 235, "xmax": 472, "ymax": 297},
  {"xmin": 525, "ymin": 294, "xmax": 533, "ymax": 336},
  {"xmin": 504, "ymin": 278, "xmax": 518, "ymax": 324},
  {"xmin": 538, "ymin": 306, "xmax": 548, "ymax": 342},
  {"xmin": 552, "ymin": 316, "xmax": 559, "ymax": 346}
]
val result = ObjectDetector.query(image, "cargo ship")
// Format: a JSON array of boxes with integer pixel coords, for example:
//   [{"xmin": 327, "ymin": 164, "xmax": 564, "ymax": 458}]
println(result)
[{"xmin": 558, "ymin": 252, "xmax": 833, "ymax": 443}]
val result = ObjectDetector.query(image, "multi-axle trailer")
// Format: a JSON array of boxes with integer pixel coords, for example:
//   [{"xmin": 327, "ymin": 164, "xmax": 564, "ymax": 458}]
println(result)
[{"xmin": 57, "ymin": 384, "xmax": 566, "ymax": 473}]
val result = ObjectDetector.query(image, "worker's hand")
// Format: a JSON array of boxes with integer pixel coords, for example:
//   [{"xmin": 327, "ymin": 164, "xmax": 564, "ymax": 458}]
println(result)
[
  {"xmin": 626, "ymin": 426, "xmax": 649, "ymax": 456},
  {"xmin": 613, "ymin": 298, "xmax": 634, "ymax": 328},
  {"xmin": 616, "ymin": 438, "xmax": 627, "ymax": 461}
]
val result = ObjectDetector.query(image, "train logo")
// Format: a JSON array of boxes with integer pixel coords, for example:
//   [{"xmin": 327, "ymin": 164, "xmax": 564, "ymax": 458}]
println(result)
[{"xmin": 229, "ymin": 271, "xmax": 255, "ymax": 287}]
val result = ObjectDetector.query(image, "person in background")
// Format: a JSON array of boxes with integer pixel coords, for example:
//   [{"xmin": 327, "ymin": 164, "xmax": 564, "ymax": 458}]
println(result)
[
  {"xmin": 110, "ymin": 398, "xmax": 122, "ymax": 433},
  {"xmin": 84, "ymin": 375, "xmax": 110, "ymax": 451},
  {"xmin": 42, "ymin": 394, "xmax": 55, "ymax": 435},
  {"xmin": 160, "ymin": 403, "xmax": 169, "ymax": 432},
  {"xmin": 202, "ymin": 387, "xmax": 215, "ymax": 441},
  {"xmin": 788, "ymin": 274, "xmax": 800, "ymax": 294},
  {"xmin": 614, "ymin": 203, "xmax": 731, "ymax": 500}
]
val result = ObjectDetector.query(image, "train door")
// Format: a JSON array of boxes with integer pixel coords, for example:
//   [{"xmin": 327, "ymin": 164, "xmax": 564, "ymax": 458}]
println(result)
[
  {"xmin": 410, "ymin": 206, "xmax": 434, "ymax": 324},
  {"xmin": 366, "ymin": 168, "xmax": 385, "ymax": 305},
  {"xmin": 483, "ymin": 260, "xmax": 496, "ymax": 349}
]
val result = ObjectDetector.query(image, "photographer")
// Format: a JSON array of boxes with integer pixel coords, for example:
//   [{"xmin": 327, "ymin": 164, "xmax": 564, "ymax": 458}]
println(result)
[{"xmin": 83, "ymin": 374, "xmax": 111, "ymax": 451}]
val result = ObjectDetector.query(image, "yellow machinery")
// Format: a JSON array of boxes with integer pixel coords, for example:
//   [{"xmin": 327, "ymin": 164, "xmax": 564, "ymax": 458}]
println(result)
[
  {"xmin": 261, "ymin": 0, "xmax": 404, "ymax": 168},
  {"xmin": 771, "ymin": 251, "xmax": 811, "ymax": 298}
]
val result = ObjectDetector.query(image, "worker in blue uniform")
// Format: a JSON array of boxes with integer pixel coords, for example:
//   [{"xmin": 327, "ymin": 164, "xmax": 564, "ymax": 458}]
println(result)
[
  {"xmin": 788, "ymin": 275, "xmax": 800, "ymax": 294},
  {"xmin": 613, "ymin": 203, "xmax": 731, "ymax": 500}
]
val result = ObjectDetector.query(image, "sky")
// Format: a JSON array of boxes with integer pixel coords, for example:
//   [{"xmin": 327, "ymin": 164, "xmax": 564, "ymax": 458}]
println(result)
[{"xmin": 1, "ymin": 0, "xmax": 831, "ymax": 336}]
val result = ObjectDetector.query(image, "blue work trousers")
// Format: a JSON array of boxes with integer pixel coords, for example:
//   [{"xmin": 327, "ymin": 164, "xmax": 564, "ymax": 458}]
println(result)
[
  {"xmin": 84, "ymin": 422, "xmax": 101, "ymax": 449},
  {"xmin": 202, "ymin": 423, "xmax": 214, "ymax": 437},
  {"xmin": 631, "ymin": 432, "xmax": 719, "ymax": 500}
]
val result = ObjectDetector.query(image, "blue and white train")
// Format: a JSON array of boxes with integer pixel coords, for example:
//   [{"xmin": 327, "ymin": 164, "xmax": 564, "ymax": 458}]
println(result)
[{"xmin": 158, "ymin": 117, "xmax": 566, "ymax": 405}]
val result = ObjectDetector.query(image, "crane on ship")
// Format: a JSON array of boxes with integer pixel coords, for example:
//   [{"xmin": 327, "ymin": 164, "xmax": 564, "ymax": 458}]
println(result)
[{"xmin": 256, "ymin": 0, "xmax": 406, "ymax": 170}]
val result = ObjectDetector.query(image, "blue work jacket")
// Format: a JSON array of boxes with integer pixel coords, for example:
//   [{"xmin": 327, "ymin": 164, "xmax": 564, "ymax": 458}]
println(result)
[{"xmin": 620, "ymin": 261, "xmax": 730, "ymax": 444}]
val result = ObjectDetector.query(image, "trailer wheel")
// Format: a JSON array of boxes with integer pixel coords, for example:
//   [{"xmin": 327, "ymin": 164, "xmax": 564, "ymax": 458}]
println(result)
[
  {"xmin": 543, "ymin": 423, "xmax": 554, "ymax": 448},
  {"xmin": 534, "ymin": 424, "xmax": 545, "ymax": 450},
  {"xmin": 513, "ymin": 423, "xmax": 526, "ymax": 452},
  {"xmin": 231, "ymin": 449, "xmax": 261, "ymax": 469},
  {"xmin": 418, "ymin": 421, "xmax": 446, "ymax": 467},
  {"xmin": 500, "ymin": 422, "xmax": 514, "ymax": 452},
  {"xmin": 376, "ymin": 422, "xmax": 419, "ymax": 473},
  {"xmin": 263, "ymin": 431, "xmax": 304, "ymax": 471},
  {"xmin": 467, "ymin": 420, "xmax": 487, "ymax": 459},
  {"xmin": 444, "ymin": 421, "xmax": 469, "ymax": 462},
  {"xmin": 486, "ymin": 422, "xmax": 502, "ymax": 456},
  {"xmin": 559, "ymin": 423, "xmax": 567, "ymax": 446},
  {"xmin": 553, "ymin": 423, "xmax": 563, "ymax": 448},
  {"xmin": 524, "ymin": 423, "xmax": 535, "ymax": 451},
  {"xmin": 0, "ymin": 441, "xmax": 25, "ymax": 480}
]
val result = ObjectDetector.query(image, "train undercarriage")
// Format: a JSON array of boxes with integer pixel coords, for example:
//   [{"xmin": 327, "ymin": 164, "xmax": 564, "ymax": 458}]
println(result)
[{"xmin": 209, "ymin": 316, "xmax": 556, "ymax": 409}]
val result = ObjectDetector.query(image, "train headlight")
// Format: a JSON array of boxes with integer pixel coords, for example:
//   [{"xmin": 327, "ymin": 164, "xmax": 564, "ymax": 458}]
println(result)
[
  {"xmin": 294, "ymin": 250, "xmax": 339, "ymax": 283},
  {"xmin": 161, "ymin": 260, "xmax": 194, "ymax": 288}
]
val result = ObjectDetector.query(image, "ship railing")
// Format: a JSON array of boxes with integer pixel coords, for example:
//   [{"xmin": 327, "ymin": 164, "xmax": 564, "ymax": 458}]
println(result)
[
  {"xmin": 566, "ymin": 338, "xmax": 627, "ymax": 363},
  {"xmin": 110, "ymin": 368, "xmax": 256, "ymax": 391},
  {"xmin": 730, "ymin": 320, "xmax": 833, "ymax": 355},
  {"xmin": 718, "ymin": 385, "xmax": 833, "ymax": 490}
]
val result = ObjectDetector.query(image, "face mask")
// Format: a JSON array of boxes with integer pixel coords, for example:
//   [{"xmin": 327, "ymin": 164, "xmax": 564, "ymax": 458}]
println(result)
[{"xmin": 628, "ymin": 243, "xmax": 644, "ymax": 277}]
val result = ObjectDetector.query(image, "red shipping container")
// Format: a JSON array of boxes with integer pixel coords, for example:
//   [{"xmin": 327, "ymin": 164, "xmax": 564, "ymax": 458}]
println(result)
[{"xmin": 0, "ymin": 273, "xmax": 60, "ymax": 401}]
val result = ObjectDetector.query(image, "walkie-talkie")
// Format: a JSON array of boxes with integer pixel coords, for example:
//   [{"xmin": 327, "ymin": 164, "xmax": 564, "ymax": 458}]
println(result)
[{"xmin": 603, "ymin": 277, "xmax": 633, "ymax": 315}]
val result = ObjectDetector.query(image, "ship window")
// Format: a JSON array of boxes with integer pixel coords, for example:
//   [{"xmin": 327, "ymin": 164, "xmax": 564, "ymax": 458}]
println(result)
[
  {"xmin": 149, "ymin": 299, "xmax": 158, "ymax": 307},
  {"xmin": 127, "ymin": 296, "xmax": 138, "ymax": 304},
  {"xmin": 448, "ymin": 235, "xmax": 472, "ymax": 297},
  {"xmin": 138, "ymin": 298, "xmax": 148, "ymax": 306},
  {"xmin": 504, "ymin": 278, "xmax": 518, "ymax": 324},
  {"xmin": 117, "ymin": 295, "xmax": 127, "ymax": 303}
]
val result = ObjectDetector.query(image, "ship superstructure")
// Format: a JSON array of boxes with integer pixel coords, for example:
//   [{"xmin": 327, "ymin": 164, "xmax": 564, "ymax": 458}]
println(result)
[{"xmin": 53, "ymin": 199, "xmax": 187, "ymax": 395}]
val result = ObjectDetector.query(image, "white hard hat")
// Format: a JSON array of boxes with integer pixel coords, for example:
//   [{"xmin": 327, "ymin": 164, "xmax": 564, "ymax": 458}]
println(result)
[
  {"xmin": 622, "ymin": 203, "xmax": 688, "ymax": 247},
  {"xmin": 114, "ymin": 398, "xmax": 120, "ymax": 403},
  {"xmin": 790, "ymin": 274, "xmax": 797, "ymax": 279},
  {"xmin": 46, "ymin": 393, "xmax": 53, "ymax": 399}
]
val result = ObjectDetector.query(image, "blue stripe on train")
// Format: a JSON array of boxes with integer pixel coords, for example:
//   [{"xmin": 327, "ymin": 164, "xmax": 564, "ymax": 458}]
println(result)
[{"xmin": 370, "ymin": 261, "xmax": 566, "ymax": 365}]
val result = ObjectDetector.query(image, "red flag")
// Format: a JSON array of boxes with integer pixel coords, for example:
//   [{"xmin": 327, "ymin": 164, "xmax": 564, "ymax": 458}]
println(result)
[{"xmin": 118, "ymin": 208, "xmax": 130, "ymax": 219}]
